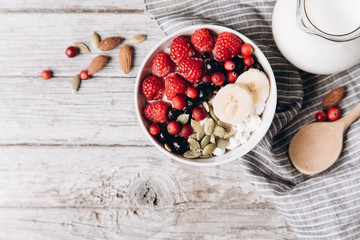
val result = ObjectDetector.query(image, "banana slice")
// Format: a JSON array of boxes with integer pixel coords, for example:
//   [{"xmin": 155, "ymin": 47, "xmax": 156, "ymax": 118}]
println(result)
[
  {"xmin": 235, "ymin": 68, "xmax": 270, "ymax": 110},
  {"xmin": 212, "ymin": 84, "xmax": 254, "ymax": 124}
]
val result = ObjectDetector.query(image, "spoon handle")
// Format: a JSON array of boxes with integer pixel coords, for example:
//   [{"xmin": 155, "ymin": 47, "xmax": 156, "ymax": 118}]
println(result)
[{"xmin": 338, "ymin": 102, "xmax": 360, "ymax": 131}]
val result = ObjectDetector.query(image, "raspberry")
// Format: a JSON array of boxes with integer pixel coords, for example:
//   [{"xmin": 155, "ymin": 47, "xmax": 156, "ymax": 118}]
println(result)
[
  {"xmin": 151, "ymin": 52, "xmax": 175, "ymax": 78},
  {"xmin": 191, "ymin": 28, "xmax": 215, "ymax": 53},
  {"xmin": 165, "ymin": 73, "xmax": 188, "ymax": 100},
  {"xmin": 172, "ymin": 95, "xmax": 186, "ymax": 110},
  {"xmin": 167, "ymin": 121, "xmax": 180, "ymax": 135},
  {"xmin": 177, "ymin": 58, "xmax": 203, "ymax": 83},
  {"xmin": 214, "ymin": 32, "xmax": 243, "ymax": 62},
  {"xmin": 143, "ymin": 101, "xmax": 169, "ymax": 123},
  {"xmin": 170, "ymin": 36, "xmax": 195, "ymax": 63},
  {"xmin": 141, "ymin": 75, "xmax": 165, "ymax": 101},
  {"xmin": 179, "ymin": 124, "xmax": 193, "ymax": 138}
]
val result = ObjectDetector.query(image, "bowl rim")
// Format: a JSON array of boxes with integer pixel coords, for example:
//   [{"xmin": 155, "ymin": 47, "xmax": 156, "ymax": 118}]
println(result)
[{"xmin": 134, "ymin": 24, "xmax": 277, "ymax": 166}]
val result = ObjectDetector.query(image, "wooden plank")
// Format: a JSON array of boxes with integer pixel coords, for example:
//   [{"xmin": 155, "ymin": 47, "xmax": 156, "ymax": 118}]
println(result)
[
  {"xmin": 0, "ymin": 13, "xmax": 164, "ymax": 78},
  {"xmin": 0, "ymin": 146, "xmax": 295, "ymax": 239},
  {"xmin": 0, "ymin": 0, "xmax": 145, "ymax": 12}
]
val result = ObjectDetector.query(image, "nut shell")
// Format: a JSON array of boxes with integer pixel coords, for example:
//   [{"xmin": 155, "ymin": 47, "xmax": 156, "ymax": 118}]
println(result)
[{"xmin": 322, "ymin": 87, "xmax": 345, "ymax": 109}]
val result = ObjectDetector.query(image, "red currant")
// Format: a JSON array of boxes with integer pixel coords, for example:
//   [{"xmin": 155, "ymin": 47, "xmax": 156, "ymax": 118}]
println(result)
[
  {"xmin": 211, "ymin": 72, "xmax": 225, "ymax": 86},
  {"xmin": 172, "ymin": 95, "xmax": 186, "ymax": 110},
  {"xmin": 167, "ymin": 121, "xmax": 180, "ymax": 135},
  {"xmin": 41, "ymin": 70, "xmax": 52, "ymax": 80},
  {"xmin": 241, "ymin": 43, "xmax": 254, "ymax": 57},
  {"xmin": 80, "ymin": 70, "xmax": 90, "ymax": 80},
  {"xmin": 186, "ymin": 87, "xmax": 198, "ymax": 99},
  {"xmin": 179, "ymin": 124, "xmax": 193, "ymax": 138},
  {"xmin": 315, "ymin": 111, "xmax": 327, "ymax": 122},
  {"xmin": 65, "ymin": 46, "xmax": 79, "ymax": 58},
  {"xmin": 192, "ymin": 107, "xmax": 207, "ymax": 121},
  {"xmin": 244, "ymin": 56, "xmax": 254, "ymax": 67},
  {"xmin": 149, "ymin": 123, "xmax": 160, "ymax": 135},
  {"xmin": 201, "ymin": 74, "xmax": 212, "ymax": 84},
  {"xmin": 327, "ymin": 107, "xmax": 341, "ymax": 121},
  {"xmin": 224, "ymin": 60, "xmax": 235, "ymax": 71},
  {"xmin": 227, "ymin": 71, "xmax": 238, "ymax": 83}
]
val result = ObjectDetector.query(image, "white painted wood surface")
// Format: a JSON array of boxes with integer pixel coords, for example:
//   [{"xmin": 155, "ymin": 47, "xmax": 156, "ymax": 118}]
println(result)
[{"xmin": 0, "ymin": 0, "xmax": 296, "ymax": 239}]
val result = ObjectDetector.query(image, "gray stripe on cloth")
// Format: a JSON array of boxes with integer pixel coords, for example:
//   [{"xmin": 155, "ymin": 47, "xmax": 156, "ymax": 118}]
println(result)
[{"xmin": 144, "ymin": 0, "xmax": 360, "ymax": 239}]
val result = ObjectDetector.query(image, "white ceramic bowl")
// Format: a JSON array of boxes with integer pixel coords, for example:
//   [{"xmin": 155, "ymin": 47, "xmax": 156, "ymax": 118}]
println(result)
[{"xmin": 135, "ymin": 25, "xmax": 277, "ymax": 166}]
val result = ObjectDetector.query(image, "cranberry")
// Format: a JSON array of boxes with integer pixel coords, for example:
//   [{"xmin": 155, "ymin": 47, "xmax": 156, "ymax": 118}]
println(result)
[
  {"xmin": 211, "ymin": 72, "xmax": 225, "ymax": 86},
  {"xmin": 66, "ymin": 46, "xmax": 79, "ymax": 58},
  {"xmin": 201, "ymin": 52, "xmax": 211, "ymax": 60},
  {"xmin": 172, "ymin": 95, "xmax": 186, "ymax": 110},
  {"xmin": 204, "ymin": 59, "xmax": 219, "ymax": 74},
  {"xmin": 224, "ymin": 60, "xmax": 235, "ymax": 71},
  {"xmin": 149, "ymin": 123, "xmax": 161, "ymax": 135},
  {"xmin": 201, "ymin": 74, "xmax": 212, "ymax": 84},
  {"xmin": 192, "ymin": 107, "xmax": 207, "ymax": 121},
  {"xmin": 241, "ymin": 43, "xmax": 254, "ymax": 57},
  {"xmin": 167, "ymin": 121, "xmax": 180, "ymax": 134},
  {"xmin": 179, "ymin": 124, "xmax": 193, "ymax": 138},
  {"xmin": 244, "ymin": 56, "xmax": 254, "ymax": 67},
  {"xmin": 327, "ymin": 107, "xmax": 341, "ymax": 121},
  {"xmin": 80, "ymin": 70, "xmax": 90, "ymax": 80},
  {"xmin": 227, "ymin": 71, "xmax": 238, "ymax": 83},
  {"xmin": 186, "ymin": 87, "xmax": 198, "ymax": 99},
  {"xmin": 315, "ymin": 111, "xmax": 327, "ymax": 122},
  {"xmin": 41, "ymin": 70, "xmax": 52, "ymax": 80}
]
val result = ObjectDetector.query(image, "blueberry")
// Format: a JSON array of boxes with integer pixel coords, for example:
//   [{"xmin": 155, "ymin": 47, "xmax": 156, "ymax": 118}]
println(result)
[
  {"xmin": 204, "ymin": 59, "xmax": 219, "ymax": 74},
  {"xmin": 171, "ymin": 137, "xmax": 189, "ymax": 154},
  {"xmin": 167, "ymin": 107, "xmax": 181, "ymax": 121},
  {"xmin": 252, "ymin": 62, "xmax": 263, "ymax": 71},
  {"xmin": 197, "ymin": 87, "xmax": 213, "ymax": 101},
  {"xmin": 184, "ymin": 98, "xmax": 198, "ymax": 114},
  {"xmin": 158, "ymin": 131, "xmax": 173, "ymax": 143},
  {"xmin": 201, "ymin": 52, "xmax": 211, "ymax": 60}
]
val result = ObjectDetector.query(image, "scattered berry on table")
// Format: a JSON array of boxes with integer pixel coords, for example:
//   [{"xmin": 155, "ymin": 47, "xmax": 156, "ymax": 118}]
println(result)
[
  {"xmin": 327, "ymin": 107, "xmax": 341, "ymax": 121},
  {"xmin": 192, "ymin": 107, "xmax": 207, "ymax": 121},
  {"xmin": 141, "ymin": 75, "xmax": 165, "ymax": 100},
  {"xmin": 178, "ymin": 58, "xmax": 203, "ymax": 83},
  {"xmin": 191, "ymin": 28, "xmax": 215, "ymax": 53},
  {"xmin": 224, "ymin": 60, "xmax": 235, "ymax": 71},
  {"xmin": 214, "ymin": 32, "xmax": 243, "ymax": 61},
  {"xmin": 244, "ymin": 56, "xmax": 254, "ymax": 67},
  {"xmin": 186, "ymin": 87, "xmax": 198, "ymax": 99},
  {"xmin": 315, "ymin": 111, "xmax": 327, "ymax": 122},
  {"xmin": 167, "ymin": 107, "xmax": 181, "ymax": 121},
  {"xmin": 170, "ymin": 36, "xmax": 195, "ymax": 63},
  {"xmin": 179, "ymin": 124, "xmax": 193, "ymax": 138},
  {"xmin": 143, "ymin": 101, "xmax": 169, "ymax": 123},
  {"xmin": 240, "ymin": 43, "xmax": 254, "ymax": 57},
  {"xmin": 204, "ymin": 59, "xmax": 219, "ymax": 74},
  {"xmin": 211, "ymin": 72, "xmax": 225, "ymax": 86},
  {"xmin": 167, "ymin": 121, "xmax": 180, "ymax": 135},
  {"xmin": 171, "ymin": 137, "xmax": 189, "ymax": 154},
  {"xmin": 149, "ymin": 123, "xmax": 161, "ymax": 135},
  {"xmin": 172, "ymin": 94, "xmax": 186, "ymax": 110},
  {"xmin": 65, "ymin": 46, "xmax": 79, "ymax": 58},
  {"xmin": 227, "ymin": 71, "xmax": 238, "ymax": 83},
  {"xmin": 201, "ymin": 52, "xmax": 211, "ymax": 60},
  {"xmin": 151, "ymin": 52, "xmax": 175, "ymax": 78},
  {"xmin": 201, "ymin": 74, "xmax": 212, "ymax": 84},
  {"xmin": 41, "ymin": 70, "xmax": 52, "ymax": 80},
  {"xmin": 80, "ymin": 70, "xmax": 90, "ymax": 80},
  {"xmin": 165, "ymin": 73, "xmax": 188, "ymax": 100}
]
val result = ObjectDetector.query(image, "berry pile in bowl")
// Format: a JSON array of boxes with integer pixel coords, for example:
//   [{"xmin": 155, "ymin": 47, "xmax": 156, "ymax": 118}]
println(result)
[{"xmin": 135, "ymin": 25, "xmax": 277, "ymax": 166}]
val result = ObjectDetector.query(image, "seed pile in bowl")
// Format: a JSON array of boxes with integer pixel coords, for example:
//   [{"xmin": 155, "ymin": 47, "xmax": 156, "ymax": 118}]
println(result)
[{"xmin": 141, "ymin": 28, "xmax": 270, "ymax": 159}]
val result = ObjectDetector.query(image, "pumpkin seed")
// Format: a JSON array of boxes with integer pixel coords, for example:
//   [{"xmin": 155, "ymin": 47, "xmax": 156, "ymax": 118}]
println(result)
[
  {"xmin": 183, "ymin": 150, "xmax": 202, "ymax": 159},
  {"xmin": 164, "ymin": 143, "xmax": 172, "ymax": 152},
  {"xmin": 217, "ymin": 139, "xmax": 230, "ymax": 149},
  {"xmin": 209, "ymin": 107, "xmax": 219, "ymax": 121},
  {"xmin": 189, "ymin": 133, "xmax": 197, "ymax": 139},
  {"xmin": 200, "ymin": 135, "xmax": 210, "ymax": 149},
  {"xmin": 202, "ymin": 102, "xmax": 210, "ymax": 112},
  {"xmin": 217, "ymin": 121, "xmax": 232, "ymax": 132},
  {"xmin": 204, "ymin": 118, "xmax": 215, "ymax": 135},
  {"xmin": 200, "ymin": 154, "xmax": 212, "ymax": 159},
  {"xmin": 191, "ymin": 119, "xmax": 201, "ymax": 132},
  {"xmin": 210, "ymin": 134, "xmax": 216, "ymax": 143},
  {"xmin": 91, "ymin": 32, "xmax": 100, "ymax": 49},
  {"xmin": 196, "ymin": 125, "xmax": 205, "ymax": 140},
  {"xmin": 129, "ymin": 34, "xmax": 147, "ymax": 44},
  {"xmin": 224, "ymin": 130, "xmax": 237, "ymax": 139},
  {"xmin": 177, "ymin": 114, "xmax": 189, "ymax": 125},
  {"xmin": 202, "ymin": 143, "xmax": 216, "ymax": 155},
  {"xmin": 72, "ymin": 75, "xmax": 81, "ymax": 94},
  {"xmin": 73, "ymin": 42, "xmax": 91, "ymax": 54},
  {"xmin": 188, "ymin": 138, "xmax": 200, "ymax": 151},
  {"xmin": 213, "ymin": 126, "xmax": 225, "ymax": 138}
]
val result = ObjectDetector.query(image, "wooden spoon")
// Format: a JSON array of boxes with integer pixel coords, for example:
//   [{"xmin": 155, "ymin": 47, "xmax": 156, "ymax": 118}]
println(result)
[{"xmin": 289, "ymin": 103, "xmax": 360, "ymax": 175}]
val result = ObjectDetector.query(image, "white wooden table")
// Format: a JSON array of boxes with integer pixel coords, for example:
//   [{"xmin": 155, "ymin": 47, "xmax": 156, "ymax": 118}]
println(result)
[{"xmin": 0, "ymin": 1, "xmax": 296, "ymax": 239}]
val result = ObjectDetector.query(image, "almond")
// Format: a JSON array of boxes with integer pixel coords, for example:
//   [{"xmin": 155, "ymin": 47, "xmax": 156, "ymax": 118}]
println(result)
[
  {"xmin": 98, "ymin": 37, "xmax": 123, "ymax": 51},
  {"xmin": 322, "ymin": 87, "xmax": 345, "ymax": 109},
  {"xmin": 88, "ymin": 55, "xmax": 109, "ymax": 75},
  {"xmin": 119, "ymin": 45, "xmax": 132, "ymax": 74}
]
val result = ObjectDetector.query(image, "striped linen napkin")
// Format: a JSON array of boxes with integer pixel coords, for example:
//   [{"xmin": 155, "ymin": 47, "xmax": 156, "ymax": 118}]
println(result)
[{"xmin": 144, "ymin": 0, "xmax": 360, "ymax": 239}]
